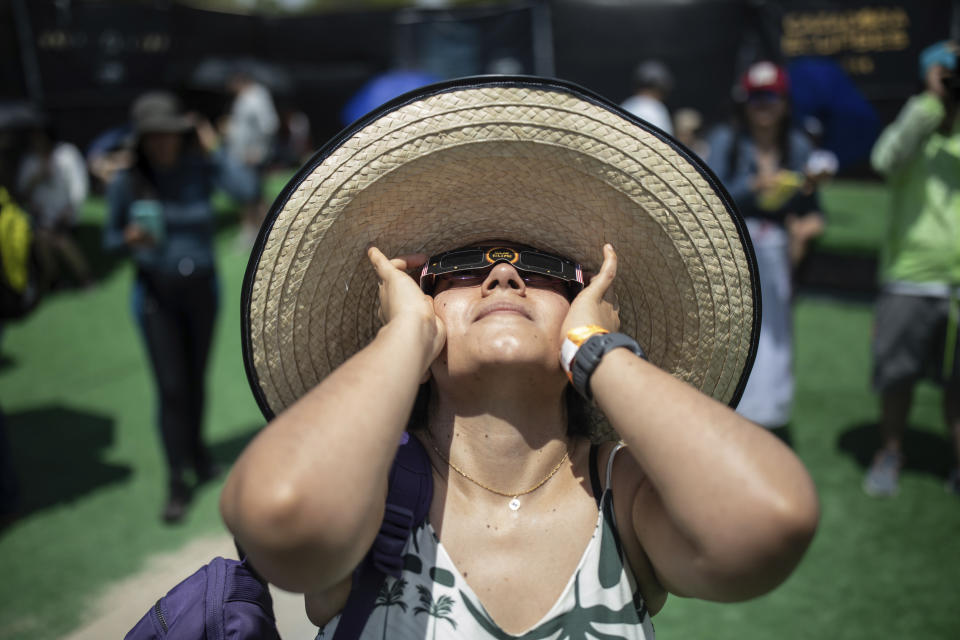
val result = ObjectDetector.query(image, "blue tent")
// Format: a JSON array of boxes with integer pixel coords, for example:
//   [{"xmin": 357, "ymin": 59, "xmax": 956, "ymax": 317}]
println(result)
[
  {"xmin": 788, "ymin": 57, "xmax": 881, "ymax": 170},
  {"xmin": 341, "ymin": 70, "xmax": 442, "ymax": 127}
]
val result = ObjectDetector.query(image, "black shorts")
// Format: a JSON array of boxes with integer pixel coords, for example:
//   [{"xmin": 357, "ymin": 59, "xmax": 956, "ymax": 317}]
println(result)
[{"xmin": 872, "ymin": 292, "xmax": 959, "ymax": 391}]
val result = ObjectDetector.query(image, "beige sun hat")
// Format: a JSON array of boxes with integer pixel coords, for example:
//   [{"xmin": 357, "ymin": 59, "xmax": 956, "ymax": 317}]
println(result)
[{"xmin": 242, "ymin": 76, "xmax": 759, "ymax": 421}]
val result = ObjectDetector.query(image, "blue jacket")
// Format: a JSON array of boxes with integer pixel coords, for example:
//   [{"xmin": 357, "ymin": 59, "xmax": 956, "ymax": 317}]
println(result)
[
  {"xmin": 705, "ymin": 125, "xmax": 819, "ymax": 224},
  {"xmin": 104, "ymin": 151, "xmax": 253, "ymax": 277}
]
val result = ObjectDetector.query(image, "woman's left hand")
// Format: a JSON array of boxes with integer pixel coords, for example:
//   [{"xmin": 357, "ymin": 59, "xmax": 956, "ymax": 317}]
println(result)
[{"xmin": 561, "ymin": 243, "xmax": 620, "ymax": 337}]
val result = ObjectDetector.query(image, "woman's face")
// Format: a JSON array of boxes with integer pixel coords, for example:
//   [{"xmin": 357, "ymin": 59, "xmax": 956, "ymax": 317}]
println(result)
[
  {"xmin": 430, "ymin": 252, "xmax": 573, "ymax": 383},
  {"xmin": 140, "ymin": 132, "xmax": 182, "ymax": 169},
  {"xmin": 745, "ymin": 92, "xmax": 787, "ymax": 129}
]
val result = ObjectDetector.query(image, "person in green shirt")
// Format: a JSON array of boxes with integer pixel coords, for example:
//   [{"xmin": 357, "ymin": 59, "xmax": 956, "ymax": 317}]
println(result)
[{"xmin": 865, "ymin": 40, "xmax": 960, "ymax": 498}]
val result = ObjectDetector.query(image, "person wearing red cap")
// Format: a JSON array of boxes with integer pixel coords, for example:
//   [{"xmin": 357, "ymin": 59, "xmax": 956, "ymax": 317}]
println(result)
[{"xmin": 704, "ymin": 61, "xmax": 826, "ymax": 434}]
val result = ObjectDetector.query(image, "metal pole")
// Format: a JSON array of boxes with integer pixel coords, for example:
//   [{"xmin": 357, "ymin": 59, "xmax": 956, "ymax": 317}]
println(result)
[
  {"xmin": 532, "ymin": 0, "xmax": 555, "ymax": 77},
  {"xmin": 11, "ymin": 0, "xmax": 44, "ymax": 104},
  {"xmin": 952, "ymin": 0, "xmax": 960, "ymax": 41}
]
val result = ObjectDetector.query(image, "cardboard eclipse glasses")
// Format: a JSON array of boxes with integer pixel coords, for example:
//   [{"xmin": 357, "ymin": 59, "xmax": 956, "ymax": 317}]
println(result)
[{"xmin": 419, "ymin": 246, "xmax": 585, "ymax": 295}]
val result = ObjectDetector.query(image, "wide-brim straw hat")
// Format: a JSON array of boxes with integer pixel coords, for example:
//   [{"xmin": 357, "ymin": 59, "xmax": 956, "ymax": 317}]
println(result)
[{"xmin": 242, "ymin": 76, "xmax": 759, "ymax": 426}]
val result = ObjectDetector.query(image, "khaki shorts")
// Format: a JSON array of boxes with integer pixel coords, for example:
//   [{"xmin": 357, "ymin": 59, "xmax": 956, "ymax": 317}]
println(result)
[{"xmin": 872, "ymin": 293, "xmax": 959, "ymax": 391}]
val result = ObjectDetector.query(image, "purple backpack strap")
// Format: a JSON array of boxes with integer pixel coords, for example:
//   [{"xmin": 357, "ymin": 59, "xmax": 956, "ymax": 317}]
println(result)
[{"xmin": 332, "ymin": 432, "xmax": 433, "ymax": 640}]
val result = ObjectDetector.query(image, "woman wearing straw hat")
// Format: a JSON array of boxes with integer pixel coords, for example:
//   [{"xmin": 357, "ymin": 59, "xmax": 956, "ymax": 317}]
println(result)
[{"xmin": 222, "ymin": 77, "xmax": 819, "ymax": 638}]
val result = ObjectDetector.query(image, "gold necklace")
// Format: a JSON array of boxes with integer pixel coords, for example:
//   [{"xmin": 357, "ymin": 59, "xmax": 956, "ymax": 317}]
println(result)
[{"xmin": 426, "ymin": 432, "xmax": 572, "ymax": 511}]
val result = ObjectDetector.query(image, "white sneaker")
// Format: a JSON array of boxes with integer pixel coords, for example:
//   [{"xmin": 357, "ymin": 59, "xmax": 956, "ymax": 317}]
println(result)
[{"xmin": 863, "ymin": 450, "xmax": 901, "ymax": 497}]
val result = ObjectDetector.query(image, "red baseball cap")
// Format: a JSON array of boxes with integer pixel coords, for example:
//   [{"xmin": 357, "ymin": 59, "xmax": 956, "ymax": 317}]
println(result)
[{"xmin": 740, "ymin": 61, "xmax": 790, "ymax": 96}]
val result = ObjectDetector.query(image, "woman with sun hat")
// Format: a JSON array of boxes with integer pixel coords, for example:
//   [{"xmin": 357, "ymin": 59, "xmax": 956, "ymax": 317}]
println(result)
[{"xmin": 220, "ymin": 76, "xmax": 819, "ymax": 638}]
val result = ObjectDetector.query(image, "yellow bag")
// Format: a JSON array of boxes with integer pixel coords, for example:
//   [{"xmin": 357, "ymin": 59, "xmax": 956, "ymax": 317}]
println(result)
[
  {"xmin": 756, "ymin": 170, "xmax": 804, "ymax": 212},
  {"xmin": 0, "ymin": 187, "xmax": 32, "ymax": 293}
]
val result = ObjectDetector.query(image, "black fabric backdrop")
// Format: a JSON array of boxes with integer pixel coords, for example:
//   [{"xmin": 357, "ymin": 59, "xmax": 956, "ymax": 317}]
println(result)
[{"xmin": 3, "ymin": 0, "xmax": 956, "ymax": 165}]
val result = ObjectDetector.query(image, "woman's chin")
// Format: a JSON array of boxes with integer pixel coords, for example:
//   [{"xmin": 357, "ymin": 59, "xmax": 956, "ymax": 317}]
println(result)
[
  {"xmin": 487, "ymin": 333, "xmax": 524, "ymax": 355},
  {"xmin": 462, "ymin": 332, "xmax": 560, "ymax": 365},
  {"xmin": 444, "ymin": 352, "xmax": 562, "ymax": 382},
  {"xmin": 435, "ymin": 329, "xmax": 564, "ymax": 381}
]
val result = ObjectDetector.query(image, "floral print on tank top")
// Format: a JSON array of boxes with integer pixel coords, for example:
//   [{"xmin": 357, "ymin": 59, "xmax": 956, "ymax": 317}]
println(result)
[{"xmin": 316, "ymin": 481, "xmax": 654, "ymax": 640}]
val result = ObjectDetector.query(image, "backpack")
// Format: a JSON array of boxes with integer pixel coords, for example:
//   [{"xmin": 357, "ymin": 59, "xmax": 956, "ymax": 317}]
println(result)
[
  {"xmin": 124, "ymin": 555, "xmax": 279, "ymax": 640},
  {"xmin": 0, "ymin": 186, "xmax": 39, "ymax": 319},
  {"xmin": 125, "ymin": 432, "xmax": 433, "ymax": 640}
]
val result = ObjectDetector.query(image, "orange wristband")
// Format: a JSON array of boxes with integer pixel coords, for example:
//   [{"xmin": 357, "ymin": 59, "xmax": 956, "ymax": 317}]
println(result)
[{"xmin": 560, "ymin": 325, "xmax": 609, "ymax": 379}]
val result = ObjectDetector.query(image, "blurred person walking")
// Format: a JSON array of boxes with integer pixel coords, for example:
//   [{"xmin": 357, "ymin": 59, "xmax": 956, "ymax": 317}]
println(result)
[
  {"xmin": 103, "ymin": 91, "xmax": 247, "ymax": 523},
  {"xmin": 621, "ymin": 60, "xmax": 674, "ymax": 135},
  {"xmin": 705, "ymin": 61, "xmax": 825, "ymax": 434},
  {"xmin": 864, "ymin": 41, "xmax": 960, "ymax": 498},
  {"xmin": 224, "ymin": 66, "xmax": 279, "ymax": 244}
]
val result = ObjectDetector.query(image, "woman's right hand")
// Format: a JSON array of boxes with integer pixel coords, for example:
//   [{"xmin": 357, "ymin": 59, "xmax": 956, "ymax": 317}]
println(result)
[
  {"xmin": 124, "ymin": 223, "xmax": 154, "ymax": 248},
  {"xmin": 367, "ymin": 246, "xmax": 446, "ymax": 367}
]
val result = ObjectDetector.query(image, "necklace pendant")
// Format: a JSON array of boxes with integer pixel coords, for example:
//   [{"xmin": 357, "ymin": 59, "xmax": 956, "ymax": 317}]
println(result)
[{"xmin": 509, "ymin": 497, "xmax": 520, "ymax": 511}]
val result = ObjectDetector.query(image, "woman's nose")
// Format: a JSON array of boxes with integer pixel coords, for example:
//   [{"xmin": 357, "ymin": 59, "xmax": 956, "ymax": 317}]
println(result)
[{"xmin": 481, "ymin": 262, "xmax": 525, "ymax": 294}]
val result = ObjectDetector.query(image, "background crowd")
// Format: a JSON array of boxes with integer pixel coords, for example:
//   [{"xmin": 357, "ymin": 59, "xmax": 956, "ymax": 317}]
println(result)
[
  {"xmin": 1, "ymin": 0, "xmax": 959, "ymax": 638},
  {"xmin": 622, "ymin": 49, "xmax": 960, "ymax": 500},
  {"xmin": 1, "ymin": 66, "xmax": 288, "ymax": 524}
]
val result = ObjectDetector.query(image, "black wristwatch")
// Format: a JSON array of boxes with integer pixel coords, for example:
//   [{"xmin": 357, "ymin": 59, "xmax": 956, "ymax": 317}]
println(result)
[{"xmin": 571, "ymin": 332, "xmax": 647, "ymax": 401}]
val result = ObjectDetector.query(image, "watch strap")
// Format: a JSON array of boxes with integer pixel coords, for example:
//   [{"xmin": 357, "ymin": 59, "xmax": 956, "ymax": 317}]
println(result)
[{"xmin": 570, "ymin": 332, "xmax": 646, "ymax": 400}]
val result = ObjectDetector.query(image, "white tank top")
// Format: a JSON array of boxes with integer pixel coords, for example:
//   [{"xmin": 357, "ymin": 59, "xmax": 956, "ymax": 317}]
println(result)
[{"xmin": 317, "ymin": 444, "xmax": 655, "ymax": 639}]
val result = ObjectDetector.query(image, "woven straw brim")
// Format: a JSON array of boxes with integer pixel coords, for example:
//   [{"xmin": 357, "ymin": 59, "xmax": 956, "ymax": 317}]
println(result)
[{"xmin": 243, "ymin": 77, "xmax": 758, "ymax": 425}]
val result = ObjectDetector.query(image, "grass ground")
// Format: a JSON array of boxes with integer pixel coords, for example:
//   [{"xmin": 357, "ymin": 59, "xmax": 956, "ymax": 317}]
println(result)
[
  {"xmin": 0, "ymin": 194, "xmax": 267, "ymax": 640},
  {"xmin": 815, "ymin": 180, "xmax": 890, "ymax": 255},
  {"xmin": 1, "ymin": 179, "xmax": 958, "ymax": 639}
]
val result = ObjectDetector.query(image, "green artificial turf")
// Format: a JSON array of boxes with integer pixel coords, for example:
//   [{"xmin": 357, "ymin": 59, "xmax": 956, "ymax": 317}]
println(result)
[
  {"xmin": 655, "ymin": 298, "xmax": 960, "ymax": 640},
  {"xmin": 816, "ymin": 180, "xmax": 891, "ymax": 256},
  {"xmin": 1, "ymin": 179, "xmax": 959, "ymax": 639},
  {"xmin": 0, "ymin": 177, "xmax": 291, "ymax": 640}
]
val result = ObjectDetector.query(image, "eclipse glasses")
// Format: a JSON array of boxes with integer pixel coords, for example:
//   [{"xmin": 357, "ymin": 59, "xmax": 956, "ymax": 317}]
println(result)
[{"xmin": 419, "ymin": 246, "xmax": 585, "ymax": 295}]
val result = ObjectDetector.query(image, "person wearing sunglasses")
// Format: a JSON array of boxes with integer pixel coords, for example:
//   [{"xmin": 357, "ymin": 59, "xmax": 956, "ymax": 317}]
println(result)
[
  {"xmin": 419, "ymin": 245, "xmax": 584, "ymax": 298},
  {"xmin": 222, "ymin": 78, "xmax": 819, "ymax": 638}
]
